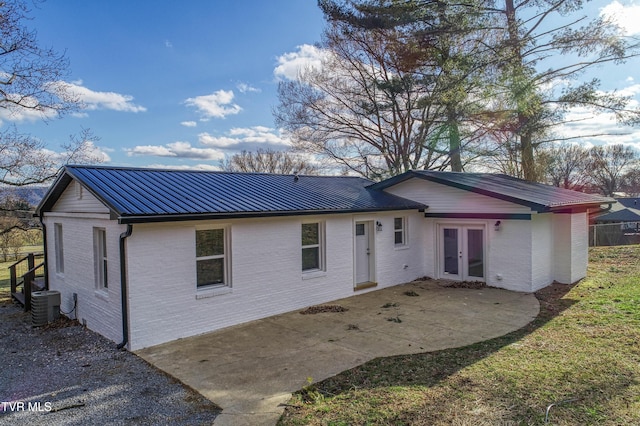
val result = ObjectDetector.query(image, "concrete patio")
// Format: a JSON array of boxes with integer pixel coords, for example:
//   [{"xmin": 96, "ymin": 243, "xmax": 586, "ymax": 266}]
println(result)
[{"xmin": 136, "ymin": 280, "xmax": 539, "ymax": 425}]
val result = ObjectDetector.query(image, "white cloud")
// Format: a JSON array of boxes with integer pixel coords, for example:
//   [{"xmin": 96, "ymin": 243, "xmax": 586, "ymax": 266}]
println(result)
[
  {"xmin": 147, "ymin": 163, "xmax": 221, "ymax": 171},
  {"xmin": 557, "ymin": 108, "xmax": 640, "ymax": 153},
  {"xmin": 198, "ymin": 133, "xmax": 239, "ymax": 148},
  {"xmin": 617, "ymin": 83, "xmax": 640, "ymax": 98},
  {"xmin": 274, "ymin": 44, "xmax": 327, "ymax": 81},
  {"xmin": 39, "ymin": 141, "xmax": 111, "ymax": 166},
  {"xmin": 199, "ymin": 126, "xmax": 292, "ymax": 149},
  {"xmin": 236, "ymin": 82, "xmax": 261, "ymax": 93},
  {"xmin": 81, "ymin": 141, "xmax": 112, "ymax": 163},
  {"xmin": 0, "ymin": 98, "xmax": 58, "ymax": 123},
  {"xmin": 181, "ymin": 121, "xmax": 197, "ymax": 127},
  {"xmin": 184, "ymin": 90, "xmax": 242, "ymax": 119},
  {"xmin": 600, "ymin": 1, "xmax": 640, "ymax": 35},
  {"xmin": 126, "ymin": 145, "xmax": 176, "ymax": 157},
  {"xmin": 55, "ymin": 81, "xmax": 147, "ymax": 112},
  {"xmin": 0, "ymin": 80, "xmax": 146, "ymax": 123},
  {"xmin": 126, "ymin": 141, "xmax": 224, "ymax": 160}
]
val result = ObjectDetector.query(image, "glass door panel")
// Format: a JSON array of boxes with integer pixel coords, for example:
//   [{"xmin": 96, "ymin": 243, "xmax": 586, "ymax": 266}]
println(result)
[
  {"xmin": 466, "ymin": 229, "xmax": 484, "ymax": 278},
  {"xmin": 443, "ymin": 228, "xmax": 459, "ymax": 275}
]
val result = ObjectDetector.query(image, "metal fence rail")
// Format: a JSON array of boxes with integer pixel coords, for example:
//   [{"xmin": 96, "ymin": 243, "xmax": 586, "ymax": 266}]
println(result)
[{"xmin": 589, "ymin": 222, "xmax": 640, "ymax": 247}]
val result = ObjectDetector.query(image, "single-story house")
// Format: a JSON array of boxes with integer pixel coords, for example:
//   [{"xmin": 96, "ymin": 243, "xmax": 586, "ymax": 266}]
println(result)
[
  {"xmin": 593, "ymin": 197, "xmax": 640, "ymax": 225},
  {"xmin": 36, "ymin": 166, "xmax": 613, "ymax": 350},
  {"xmin": 591, "ymin": 197, "xmax": 640, "ymax": 245}
]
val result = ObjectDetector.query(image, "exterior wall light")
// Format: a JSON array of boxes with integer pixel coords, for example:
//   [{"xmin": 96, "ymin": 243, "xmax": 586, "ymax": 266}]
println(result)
[
  {"xmin": 376, "ymin": 221, "xmax": 383, "ymax": 231},
  {"xmin": 495, "ymin": 220, "xmax": 502, "ymax": 231}
]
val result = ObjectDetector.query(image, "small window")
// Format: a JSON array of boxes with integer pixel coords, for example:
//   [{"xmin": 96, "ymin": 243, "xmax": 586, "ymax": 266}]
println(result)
[
  {"xmin": 93, "ymin": 228, "xmax": 108, "ymax": 290},
  {"xmin": 394, "ymin": 217, "xmax": 407, "ymax": 246},
  {"xmin": 355, "ymin": 223, "xmax": 365, "ymax": 236},
  {"xmin": 54, "ymin": 223, "xmax": 64, "ymax": 274},
  {"xmin": 196, "ymin": 228, "xmax": 230, "ymax": 288},
  {"xmin": 75, "ymin": 181, "xmax": 83, "ymax": 200},
  {"xmin": 302, "ymin": 222, "xmax": 324, "ymax": 272}
]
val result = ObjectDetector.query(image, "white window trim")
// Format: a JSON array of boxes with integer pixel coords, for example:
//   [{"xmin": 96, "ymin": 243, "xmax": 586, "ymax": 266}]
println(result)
[
  {"xmin": 54, "ymin": 223, "xmax": 64, "ymax": 275},
  {"xmin": 302, "ymin": 221, "xmax": 326, "ymax": 274},
  {"xmin": 195, "ymin": 225, "xmax": 231, "ymax": 291},
  {"xmin": 93, "ymin": 227, "xmax": 108, "ymax": 292},
  {"xmin": 394, "ymin": 216, "xmax": 408, "ymax": 247}
]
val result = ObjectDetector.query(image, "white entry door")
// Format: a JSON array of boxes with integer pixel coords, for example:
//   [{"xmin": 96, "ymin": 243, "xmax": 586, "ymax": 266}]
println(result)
[
  {"xmin": 440, "ymin": 225, "xmax": 485, "ymax": 281},
  {"xmin": 355, "ymin": 221, "xmax": 372, "ymax": 285}
]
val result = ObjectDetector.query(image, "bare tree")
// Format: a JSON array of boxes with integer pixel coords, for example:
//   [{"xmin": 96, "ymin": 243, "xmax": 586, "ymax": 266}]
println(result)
[
  {"xmin": 0, "ymin": 0, "xmax": 100, "ymax": 187},
  {"xmin": 0, "ymin": 1, "xmax": 103, "ymax": 244},
  {"xmin": 0, "ymin": 126, "xmax": 102, "ymax": 187},
  {"xmin": 0, "ymin": 0, "xmax": 77, "ymax": 118},
  {"xmin": 621, "ymin": 169, "xmax": 640, "ymax": 197},
  {"xmin": 588, "ymin": 144, "xmax": 639, "ymax": 196},
  {"xmin": 277, "ymin": 26, "xmax": 435, "ymax": 179},
  {"xmin": 220, "ymin": 148, "xmax": 319, "ymax": 174},
  {"xmin": 276, "ymin": 19, "xmax": 490, "ymax": 179},
  {"xmin": 318, "ymin": 1, "xmax": 640, "ymax": 182},
  {"xmin": 543, "ymin": 143, "xmax": 591, "ymax": 190},
  {"xmin": 0, "ymin": 217, "xmax": 24, "ymax": 260}
]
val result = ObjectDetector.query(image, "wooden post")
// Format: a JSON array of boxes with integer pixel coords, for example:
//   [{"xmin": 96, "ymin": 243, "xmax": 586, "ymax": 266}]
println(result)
[
  {"xmin": 10, "ymin": 264, "xmax": 17, "ymax": 295},
  {"xmin": 24, "ymin": 253, "xmax": 35, "ymax": 312},
  {"xmin": 24, "ymin": 270, "xmax": 32, "ymax": 312},
  {"xmin": 27, "ymin": 253, "xmax": 34, "ymax": 273}
]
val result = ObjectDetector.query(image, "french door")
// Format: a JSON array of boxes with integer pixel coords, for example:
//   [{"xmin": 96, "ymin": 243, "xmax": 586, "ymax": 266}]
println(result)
[{"xmin": 439, "ymin": 225, "xmax": 485, "ymax": 281}]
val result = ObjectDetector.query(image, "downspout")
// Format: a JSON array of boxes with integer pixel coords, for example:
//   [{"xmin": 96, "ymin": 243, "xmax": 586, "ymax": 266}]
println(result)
[
  {"xmin": 597, "ymin": 202, "xmax": 614, "ymax": 214},
  {"xmin": 117, "ymin": 224, "xmax": 133, "ymax": 350},
  {"xmin": 38, "ymin": 214, "xmax": 49, "ymax": 290}
]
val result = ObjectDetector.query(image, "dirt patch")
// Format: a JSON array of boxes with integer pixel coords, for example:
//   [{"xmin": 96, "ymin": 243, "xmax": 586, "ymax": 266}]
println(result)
[
  {"xmin": 440, "ymin": 280, "xmax": 486, "ymax": 289},
  {"xmin": 300, "ymin": 305, "xmax": 349, "ymax": 315}
]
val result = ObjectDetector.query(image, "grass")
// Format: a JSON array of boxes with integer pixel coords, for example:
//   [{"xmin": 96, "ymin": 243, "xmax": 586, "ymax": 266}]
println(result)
[
  {"xmin": 0, "ymin": 245, "xmax": 43, "ymax": 304},
  {"xmin": 0, "ymin": 259, "xmax": 16, "ymax": 305},
  {"xmin": 278, "ymin": 245, "xmax": 640, "ymax": 425}
]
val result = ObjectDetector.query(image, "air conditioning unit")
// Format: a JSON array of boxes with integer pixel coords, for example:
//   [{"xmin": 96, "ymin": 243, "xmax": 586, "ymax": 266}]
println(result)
[{"xmin": 32, "ymin": 290, "xmax": 61, "ymax": 327}]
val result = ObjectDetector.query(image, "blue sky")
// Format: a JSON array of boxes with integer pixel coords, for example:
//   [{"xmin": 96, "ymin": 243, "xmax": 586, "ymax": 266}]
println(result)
[{"xmin": 10, "ymin": 0, "xmax": 640, "ymax": 170}]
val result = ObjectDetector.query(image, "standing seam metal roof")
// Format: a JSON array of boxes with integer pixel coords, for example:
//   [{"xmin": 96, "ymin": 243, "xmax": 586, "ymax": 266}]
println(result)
[
  {"xmin": 368, "ymin": 170, "xmax": 614, "ymax": 211},
  {"xmin": 37, "ymin": 166, "xmax": 426, "ymax": 223}
]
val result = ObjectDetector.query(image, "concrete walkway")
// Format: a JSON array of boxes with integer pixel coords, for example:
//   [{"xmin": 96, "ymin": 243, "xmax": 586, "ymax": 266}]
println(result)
[{"xmin": 136, "ymin": 280, "xmax": 539, "ymax": 425}]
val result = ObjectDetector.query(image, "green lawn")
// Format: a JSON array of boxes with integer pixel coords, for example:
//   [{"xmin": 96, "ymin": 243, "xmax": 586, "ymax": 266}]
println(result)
[
  {"xmin": 278, "ymin": 245, "xmax": 640, "ymax": 425},
  {"xmin": 0, "ymin": 245, "xmax": 44, "ymax": 304}
]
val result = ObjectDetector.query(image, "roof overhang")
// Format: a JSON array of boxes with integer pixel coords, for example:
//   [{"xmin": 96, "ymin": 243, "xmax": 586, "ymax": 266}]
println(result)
[
  {"xmin": 36, "ymin": 167, "xmax": 122, "ymax": 218},
  {"xmin": 369, "ymin": 170, "xmax": 615, "ymax": 213},
  {"xmin": 115, "ymin": 205, "xmax": 428, "ymax": 224}
]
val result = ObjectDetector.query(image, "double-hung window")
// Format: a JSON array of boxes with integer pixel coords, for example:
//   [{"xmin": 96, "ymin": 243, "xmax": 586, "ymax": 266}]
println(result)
[
  {"xmin": 93, "ymin": 228, "xmax": 108, "ymax": 290},
  {"xmin": 394, "ymin": 217, "xmax": 407, "ymax": 246},
  {"xmin": 54, "ymin": 223, "xmax": 64, "ymax": 274},
  {"xmin": 196, "ymin": 228, "xmax": 229, "ymax": 288},
  {"xmin": 302, "ymin": 222, "xmax": 324, "ymax": 272}
]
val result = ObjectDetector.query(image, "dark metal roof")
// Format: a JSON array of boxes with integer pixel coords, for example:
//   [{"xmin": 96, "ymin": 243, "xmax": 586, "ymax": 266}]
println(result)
[
  {"xmin": 616, "ymin": 198, "xmax": 640, "ymax": 209},
  {"xmin": 595, "ymin": 208, "xmax": 640, "ymax": 223},
  {"xmin": 368, "ymin": 170, "xmax": 614, "ymax": 212},
  {"xmin": 37, "ymin": 165, "xmax": 426, "ymax": 223},
  {"xmin": 594, "ymin": 198, "xmax": 640, "ymax": 223}
]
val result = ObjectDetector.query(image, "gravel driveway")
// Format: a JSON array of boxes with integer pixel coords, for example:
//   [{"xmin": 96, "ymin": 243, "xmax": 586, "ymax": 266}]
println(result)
[{"xmin": 0, "ymin": 300, "xmax": 219, "ymax": 425}]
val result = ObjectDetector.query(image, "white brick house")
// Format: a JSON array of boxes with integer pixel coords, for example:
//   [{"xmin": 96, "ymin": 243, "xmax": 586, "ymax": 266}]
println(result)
[{"xmin": 36, "ymin": 166, "xmax": 612, "ymax": 350}]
